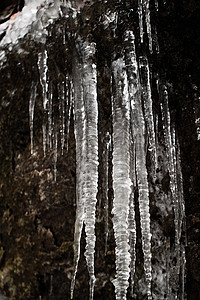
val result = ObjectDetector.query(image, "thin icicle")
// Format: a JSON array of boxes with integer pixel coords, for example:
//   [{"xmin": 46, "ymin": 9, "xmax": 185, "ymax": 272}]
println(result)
[
  {"xmin": 42, "ymin": 123, "xmax": 47, "ymax": 157},
  {"xmin": 160, "ymin": 86, "xmax": 180, "ymax": 247},
  {"xmin": 144, "ymin": 0, "xmax": 153, "ymax": 53},
  {"xmin": 128, "ymin": 189, "xmax": 136, "ymax": 297},
  {"xmin": 81, "ymin": 42, "xmax": 98, "ymax": 300},
  {"xmin": 38, "ymin": 49, "xmax": 49, "ymax": 157},
  {"xmin": 48, "ymin": 82, "xmax": 53, "ymax": 150},
  {"xmin": 154, "ymin": 26, "xmax": 160, "ymax": 54},
  {"xmin": 103, "ymin": 132, "xmax": 111, "ymax": 255},
  {"xmin": 70, "ymin": 54, "xmax": 85, "ymax": 300},
  {"xmin": 138, "ymin": 0, "xmax": 144, "ymax": 44},
  {"xmin": 53, "ymin": 125, "xmax": 58, "ymax": 182},
  {"xmin": 37, "ymin": 50, "xmax": 48, "ymax": 110},
  {"xmin": 58, "ymin": 81, "xmax": 66, "ymax": 155},
  {"xmin": 124, "ymin": 30, "xmax": 152, "ymax": 299},
  {"xmin": 71, "ymin": 39, "xmax": 98, "ymax": 300},
  {"xmin": 111, "ymin": 57, "xmax": 132, "ymax": 300},
  {"xmin": 66, "ymin": 78, "xmax": 73, "ymax": 152},
  {"xmin": 29, "ymin": 82, "xmax": 37, "ymax": 155},
  {"xmin": 138, "ymin": 0, "xmax": 152, "ymax": 52},
  {"xmin": 139, "ymin": 56, "xmax": 157, "ymax": 178}
]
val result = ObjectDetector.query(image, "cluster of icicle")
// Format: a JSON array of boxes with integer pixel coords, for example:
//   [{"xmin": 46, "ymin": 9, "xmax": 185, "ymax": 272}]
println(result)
[{"xmin": 27, "ymin": 1, "xmax": 186, "ymax": 300}]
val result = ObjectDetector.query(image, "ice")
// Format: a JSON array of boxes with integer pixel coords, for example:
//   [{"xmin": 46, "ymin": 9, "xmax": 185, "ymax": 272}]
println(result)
[
  {"xmin": 0, "ymin": 0, "xmax": 74, "ymax": 49},
  {"xmin": 102, "ymin": 132, "xmax": 111, "ymax": 255},
  {"xmin": 38, "ymin": 50, "xmax": 48, "ymax": 157},
  {"xmin": 71, "ymin": 39, "xmax": 98, "ymax": 300},
  {"xmin": 47, "ymin": 82, "xmax": 53, "ymax": 149},
  {"xmin": 144, "ymin": 0, "xmax": 153, "ymax": 53},
  {"xmin": 137, "ymin": 0, "xmax": 152, "ymax": 52},
  {"xmin": 70, "ymin": 51, "xmax": 85, "ymax": 299},
  {"xmin": 53, "ymin": 126, "xmax": 58, "ymax": 182},
  {"xmin": 58, "ymin": 81, "xmax": 66, "ymax": 155},
  {"xmin": 128, "ymin": 191, "xmax": 136, "ymax": 296},
  {"xmin": 138, "ymin": 0, "xmax": 144, "ymax": 44},
  {"xmin": 160, "ymin": 86, "xmax": 179, "ymax": 246},
  {"xmin": 29, "ymin": 82, "xmax": 37, "ymax": 154},
  {"xmin": 38, "ymin": 50, "xmax": 48, "ymax": 110},
  {"xmin": 111, "ymin": 57, "xmax": 132, "ymax": 300},
  {"xmin": 0, "ymin": 1, "xmax": 187, "ymax": 298},
  {"xmin": 124, "ymin": 30, "xmax": 152, "ymax": 299},
  {"xmin": 139, "ymin": 56, "xmax": 157, "ymax": 179},
  {"xmin": 159, "ymin": 84, "xmax": 186, "ymax": 299},
  {"xmin": 65, "ymin": 79, "xmax": 73, "ymax": 152}
]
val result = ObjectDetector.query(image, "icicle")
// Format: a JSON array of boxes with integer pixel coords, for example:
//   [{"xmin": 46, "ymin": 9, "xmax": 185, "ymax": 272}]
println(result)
[
  {"xmin": 58, "ymin": 81, "xmax": 66, "ymax": 155},
  {"xmin": 159, "ymin": 85, "xmax": 187, "ymax": 299},
  {"xmin": 70, "ymin": 53, "xmax": 85, "ymax": 300},
  {"xmin": 71, "ymin": 39, "xmax": 98, "ymax": 300},
  {"xmin": 138, "ymin": 0, "xmax": 144, "ymax": 44},
  {"xmin": 100, "ymin": 132, "xmax": 111, "ymax": 254},
  {"xmin": 29, "ymin": 82, "xmax": 37, "ymax": 155},
  {"xmin": 160, "ymin": 86, "xmax": 179, "ymax": 247},
  {"xmin": 53, "ymin": 126, "xmax": 58, "ymax": 182},
  {"xmin": 37, "ymin": 50, "xmax": 48, "ymax": 110},
  {"xmin": 104, "ymin": 132, "xmax": 111, "ymax": 255},
  {"xmin": 81, "ymin": 42, "xmax": 98, "ymax": 300},
  {"xmin": 42, "ymin": 123, "xmax": 47, "ymax": 157},
  {"xmin": 139, "ymin": 56, "xmax": 157, "ymax": 178},
  {"xmin": 111, "ymin": 57, "xmax": 132, "ymax": 300},
  {"xmin": 48, "ymin": 82, "xmax": 53, "ymax": 149},
  {"xmin": 38, "ymin": 50, "xmax": 49, "ymax": 157},
  {"xmin": 144, "ymin": 0, "xmax": 153, "ymax": 53},
  {"xmin": 66, "ymin": 77, "xmax": 72, "ymax": 152},
  {"xmin": 128, "ymin": 189, "xmax": 136, "ymax": 297},
  {"xmin": 124, "ymin": 30, "xmax": 152, "ymax": 299},
  {"xmin": 154, "ymin": 26, "xmax": 160, "ymax": 54},
  {"xmin": 138, "ymin": 0, "xmax": 152, "ymax": 52}
]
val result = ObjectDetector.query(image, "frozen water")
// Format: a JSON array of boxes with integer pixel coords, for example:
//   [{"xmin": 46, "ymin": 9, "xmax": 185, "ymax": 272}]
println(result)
[
  {"xmin": 111, "ymin": 57, "xmax": 132, "ymax": 300},
  {"xmin": 124, "ymin": 30, "xmax": 152, "ymax": 299},
  {"xmin": 29, "ymin": 82, "xmax": 37, "ymax": 154},
  {"xmin": 137, "ymin": 0, "xmax": 152, "ymax": 52},
  {"xmin": 139, "ymin": 56, "xmax": 157, "ymax": 179},
  {"xmin": 71, "ymin": 39, "xmax": 98, "ymax": 300}
]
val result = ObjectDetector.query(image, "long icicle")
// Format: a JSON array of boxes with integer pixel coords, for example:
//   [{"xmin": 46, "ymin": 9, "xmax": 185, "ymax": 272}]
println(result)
[
  {"xmin": 111, "ymin": 57, "xmax": 132, "ymax": 300},
  {"xmin": 38, "ymin": 49, "xmax": 49, "ymax": 156},
  {"xmin": 139, "ymin": 56, "xmax": 157, "ymax": 179},
  {"xmin": 82, "ymin": 41, "xmax": 98, "ymax": 300},
  {"xmin": 71, "ymin": 39, "xmax": 98, "ymax": 300},
  {"xmin": 70, "ymin": 45, "xmax": 85, "ymax": 300},
  {"xmin": 124, "ymin": 30, "xmax": 152, "ymax": 299}
]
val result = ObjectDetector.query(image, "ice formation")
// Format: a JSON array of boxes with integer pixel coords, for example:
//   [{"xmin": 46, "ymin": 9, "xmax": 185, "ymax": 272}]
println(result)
[
  {"xmin": 125, "ymin": 30, "xmax": 152, "ymax": 299},
  {"xmin": 138, "ymin": 0, "xmax": 152, "ymax": 52},
  {"xmin": 0, "ymin": 1, "xmax": 187, "ymax": 299},
  {"xmin": 29, "ymin": 82, "xmax": 37, "ymax": 154},
  {"xmin": 111, "ymin": 57, "xmax": 132, "ymax": 300},
  {"xmin": 71, "ymin": 39, "xmax": 98, "ymax": 300}
]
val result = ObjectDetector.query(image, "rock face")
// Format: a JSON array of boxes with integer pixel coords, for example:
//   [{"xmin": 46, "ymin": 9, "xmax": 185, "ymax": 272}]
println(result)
[{"xmin": 0, "ymin": 1, "xmax": 200, "ymax": 299}]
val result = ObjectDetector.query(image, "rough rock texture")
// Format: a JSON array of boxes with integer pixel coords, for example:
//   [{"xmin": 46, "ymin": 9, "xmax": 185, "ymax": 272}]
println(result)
[{"xmin": 0, "ymin": 1, "xmax": 199, "ymax": 299}]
